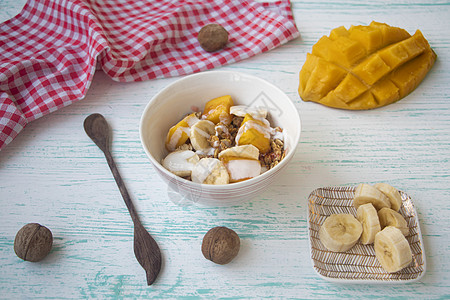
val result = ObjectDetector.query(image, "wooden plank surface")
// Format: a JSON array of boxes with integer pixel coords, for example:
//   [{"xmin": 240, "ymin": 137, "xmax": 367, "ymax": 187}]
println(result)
[{"xmin": 1, "ymin": 0, "xmax": 449, "ymax": 298}]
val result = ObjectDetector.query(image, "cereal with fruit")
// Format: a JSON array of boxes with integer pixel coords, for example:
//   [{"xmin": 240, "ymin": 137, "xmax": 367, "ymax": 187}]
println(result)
[{"xmin": 162, "ymin": 95, "xmax": 286, "ymax": 184}]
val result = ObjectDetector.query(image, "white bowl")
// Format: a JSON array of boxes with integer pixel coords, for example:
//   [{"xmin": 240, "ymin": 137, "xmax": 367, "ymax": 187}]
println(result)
[{"xmin": 140, "ymin": 70, "xmax": 301, "ymax": 206}]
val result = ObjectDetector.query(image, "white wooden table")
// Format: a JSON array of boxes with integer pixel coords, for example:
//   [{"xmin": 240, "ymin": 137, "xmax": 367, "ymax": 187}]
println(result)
[{"xmin": 1, "ymin": 0, "xmax": 449, "ymax": 298}]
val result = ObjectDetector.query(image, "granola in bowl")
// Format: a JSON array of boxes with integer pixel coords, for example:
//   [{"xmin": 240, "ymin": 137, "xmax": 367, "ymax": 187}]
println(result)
[{"xmin": 162, "ymin": 95, "xmax": 286, "ymax": 184}]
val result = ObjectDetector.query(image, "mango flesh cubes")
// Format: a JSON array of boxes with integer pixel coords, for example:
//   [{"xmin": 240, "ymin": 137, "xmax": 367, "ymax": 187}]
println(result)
[{"xmin": 298, "ymin": 21, "xmax": 436, "ymax": 110}]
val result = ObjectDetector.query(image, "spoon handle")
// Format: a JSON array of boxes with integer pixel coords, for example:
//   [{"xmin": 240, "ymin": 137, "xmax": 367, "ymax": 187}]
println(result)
[
  {"xmin": 84, "ymin": 113, "xmax": 161, "ymax": 285},
  {"xmin": 103, "ymin": 150, "xmax": 139, "ymax": 224}
]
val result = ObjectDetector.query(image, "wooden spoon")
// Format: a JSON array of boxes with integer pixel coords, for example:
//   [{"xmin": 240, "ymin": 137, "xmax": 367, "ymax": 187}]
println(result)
[{"xmin": 84, "ymin": 113, "xmax": 162, "ymax": 285}]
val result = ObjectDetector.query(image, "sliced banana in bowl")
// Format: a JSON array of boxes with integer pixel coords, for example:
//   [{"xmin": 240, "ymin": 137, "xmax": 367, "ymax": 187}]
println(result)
[
  {"xmin": 162, "ymin": 150, "xmax": 199, "ymax": 177},
  {"xmin": 190, "ymin": 120, "xmax": 216, "ymax": 152},
  {"xmin": 191, "ymin": 158, "xmax": 230, "ymax": 185}
]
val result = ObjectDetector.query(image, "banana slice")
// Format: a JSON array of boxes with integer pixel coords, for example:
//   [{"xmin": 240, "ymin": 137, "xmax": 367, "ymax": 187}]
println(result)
[
  {"xmin": 374, "ymin": 226, "xmax": 412, "ymax": 273},
  {"xmin": 378, "ymin": 207, "xmax": 409, "ymax": 236},
  {"xmin": 218, "ymin": 145, "xmax": 261, "ymax": 183},
  {"xmin": 190, "ymin": 120, "xmax": 216, "ymax": 151},
  {"xmin": 356, "ymin": 203, "xmax": 381, "ymax": 244},
  {"xmin": 354, "ymin": 183, "xmax": 391, "ymax": 210},
  {"xmin": 319, "ymin": 214, "xmax": 363, "ymax": 252},
  {"xmin": 373, "ymin": 183, "xmax": 403, "ymax": 211},
  {"xmin": 230, "ymin": 105, "xmax": 268, "ymax": 119},
  {"xmin": 218, "ymin": 145, "xmax": 260, "ymax": 160},
  {"xmin": 224, "ymin": 159, "xmax": 261, "ymax": 183},
  {"xmin": 162, "ymin": 150, "xmax": 200, "ymax": 177},
  {"xmin": 191, "ymin": 158, "xmax": 229, "ymax": 185}
]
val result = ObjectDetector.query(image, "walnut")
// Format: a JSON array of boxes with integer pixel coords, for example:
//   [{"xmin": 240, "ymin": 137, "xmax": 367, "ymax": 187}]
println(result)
[
  {"xmin": 197, "ymin": 24, "xmax": 229, "ymax": 52},
  {"xmin": 176, "ymin": 143, "xmax": 193, "ymax": 151},
  {"xmin": 14, "ymin": 223, "xmax": 53, "ymax": 262},
  {"xmin": 219, "ymin": 139, "xmax": 232, "ymax": 150},
  {"xmin": 201, "ymin": 226, "xmax": 240, "ymax": 265},
  {"xmin": 215, "ymin": 123, "xmax": 231, "ymax": 140},
  {"xmin": 213, "ymin": 148, "xmax": 220, "ymax": 158},
  {"xmin": 208, "ymin": 135, "xmax": 220, "ymax": 148},
  {"xmin": 231, "ymin": 116, "xmax": 243, "ymax": 128}
]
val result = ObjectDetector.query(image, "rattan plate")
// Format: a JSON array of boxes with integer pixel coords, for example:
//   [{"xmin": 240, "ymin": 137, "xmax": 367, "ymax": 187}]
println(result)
[{"xmin": 307, "ymin": 186, "xmax": 426, "ymax": 283}]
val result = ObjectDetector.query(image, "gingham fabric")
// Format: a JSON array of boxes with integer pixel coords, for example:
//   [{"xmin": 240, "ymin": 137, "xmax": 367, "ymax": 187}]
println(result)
[{"xmin": 0, "ymin": 0, "xmax": 299, "ymax": 150}]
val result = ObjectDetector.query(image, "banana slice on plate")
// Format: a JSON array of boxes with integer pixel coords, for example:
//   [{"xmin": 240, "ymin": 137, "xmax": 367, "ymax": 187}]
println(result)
[
  {"xmin": 356, "ymin": 203, "xmax": 381, "ymax": 244},
  {"xmin": 374, "ymin": 226, "xmax": 412, "ymax": 273},
  {"xmin": 378, "ymin": 207, "xmax": 409, "ymax": 236},
  {"xmin": 162, "ymin": 150, "xmax": 200, "ymax": 177},
  {"xmin": 191, "ymin": 158, "xmax": 229, "ymax": 185},
  {"xmin": 319, "ymin": 214, "xmax": 363, "ymax": 252},
  {"xmin": 230, "ymin": 105, "xmax": 268, "ymax": 119},
  {"xmin": 373, "ymin": 183, "xmax": 403, "ymax": 211},
  {"xmin": 354, "ymin": 183, "xmax": 391, "ymax": 210},
  {"xmin": 190, "ymin": 120, "xmax": 215, "ymax": 152}
]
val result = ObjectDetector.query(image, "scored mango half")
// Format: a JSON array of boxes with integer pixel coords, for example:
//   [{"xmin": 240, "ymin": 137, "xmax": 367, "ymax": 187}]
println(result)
[{"xmin": 298, "ymin": 21, "xmax": 436, "ymax": 110}]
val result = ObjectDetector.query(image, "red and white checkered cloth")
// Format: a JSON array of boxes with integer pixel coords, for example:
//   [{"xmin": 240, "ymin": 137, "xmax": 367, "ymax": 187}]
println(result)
[{"xmin": 0, "ymin": 0, "xmax": 299, "ymax": 150}]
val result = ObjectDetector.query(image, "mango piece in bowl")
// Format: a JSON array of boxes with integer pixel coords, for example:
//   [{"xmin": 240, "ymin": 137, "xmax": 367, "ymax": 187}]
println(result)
[
  {"xmin": 236, "ymin": 114, "xmax": 271, "ymax": 154},
  {"xmin": 298, "ymin": 21, "xmax": 436, "ymax": 110},
  {"xmin": 202, "ymin": 95, "xmax": 234, "ymax": 124},
  {"xmin": 165, "ymin": 113, "xmax": 199, "ymax": 151}
]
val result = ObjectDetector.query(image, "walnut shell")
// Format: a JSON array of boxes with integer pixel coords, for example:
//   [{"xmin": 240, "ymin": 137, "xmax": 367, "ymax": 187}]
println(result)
[
  {"xmin": 202, "ymin": 226, "xmax": 240, "ymax": 264},
  {"xmin": 197, "ymin": 24, "xmax": 229, "ymax": 52},
  {"xmin": 14, "ymin": 223, "xmax": 53, "ymax": 262}
]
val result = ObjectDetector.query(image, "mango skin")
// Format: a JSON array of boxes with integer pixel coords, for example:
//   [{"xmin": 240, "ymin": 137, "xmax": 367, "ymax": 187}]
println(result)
[
  {"xmin": 202, "ymin": 95, "xmax": 234, "ymax": 124},
  {"xmin": 298, "ymin": 21, "xmax": 436, "ymax": 110}
]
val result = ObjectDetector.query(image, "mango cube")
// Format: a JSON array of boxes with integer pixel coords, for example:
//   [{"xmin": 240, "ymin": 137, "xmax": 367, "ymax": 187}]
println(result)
[
  {"xmin": 329, "ymin": 26, "xmax": 349, "ymax": 40},
  {"xmin": 352, "ymin": 54, "xmax": 391, "ymax": 86},
  {"xmin": 312, "ymin": 36, "xmax": 334, "ymax": 61},
  {"xmin": 298, "ymin": 53, "xmax": 320, "ymax": 96},
  {"xmin": 349, "ymin": 25, "xmax": 383, "ymax": 52},
  {"xmin": 348, "ymin": 91, "xmax": 377, "ymax": 110},
  {"xmin": 369, "ymin": 21, "xmax": 410, "ymax": 45},
  {"xmin": 302, "ymin": 56, "xmax": 347, "ymax": 102},
  {"xmin": 165, "ymin": 113, "xmax": 198, "ymax": 151},
  {"xmin": 333, "ymin": 74, "xmax": 368, "ymax": 103},
  {"xmin": 202, "ymin": 95, "xmax": 234, "ymax": 125},
  {"xmin": 236, "ymin": 114, "xmax": 271, "ymax": 154},
  {"xmin": 378, "ymin": 43, "xmax": 410, "ymax": 69},
  {"xmin": 329, "ymin": 36, "xmax": 366, "ymax": 68},
  {"xmin": 390, "ymin": 48, "xmax": 436, "ymax": 98},
  {"xmin": 370, "ymin": 78, "xmax": 399, "ymax": 107}
]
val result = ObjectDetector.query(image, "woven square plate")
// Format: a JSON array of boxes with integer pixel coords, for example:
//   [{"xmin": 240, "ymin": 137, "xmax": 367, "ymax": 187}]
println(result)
[{"xmin": 307, "ymin": 186, "xmax": 426, "ymax": 283}]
